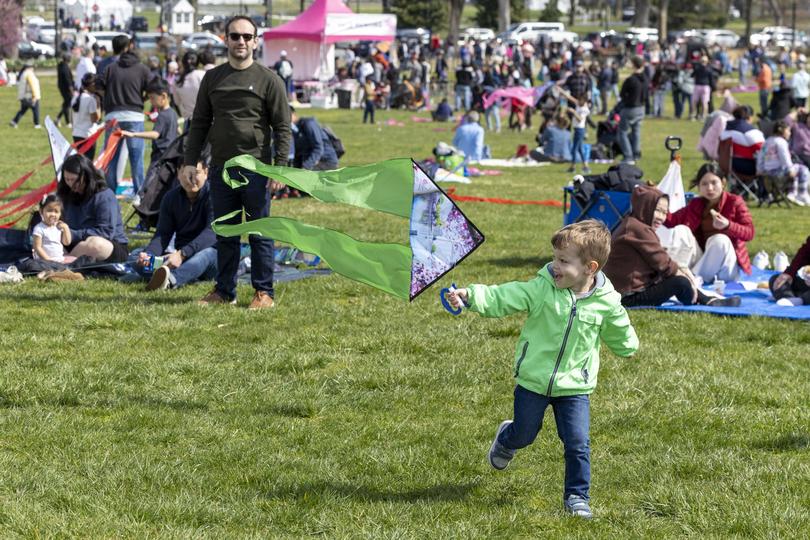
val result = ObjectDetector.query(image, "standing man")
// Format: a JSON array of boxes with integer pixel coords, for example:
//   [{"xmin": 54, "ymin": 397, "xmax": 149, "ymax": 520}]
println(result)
[
  {"xmin": 272, "ymin": 50, "xmax": 294, "ymax": 100},
  {"xmin": 616, "ymin": 56, "xmax": 646, "ymax": 165},
  {"xmin": 181, "ymin": 15, "xmax": 291, "ymax": 309},
  {"xmin": 756, "ymin": 56, "xmax": 772, "ymax": 117},
  {"xmin": 99, "ymin": 35, "xmax": 151, "ymax": 193},
  {"xmin": 564, "ymin": 59, "xmax": 591, "ymax": 106},
  {"xmin": 791, "ymin": 58, "xmax": 809, "ymax": 108},
  {"xmin": 55, "ymin": 53, "xmax": 74, "ymax": 127}
]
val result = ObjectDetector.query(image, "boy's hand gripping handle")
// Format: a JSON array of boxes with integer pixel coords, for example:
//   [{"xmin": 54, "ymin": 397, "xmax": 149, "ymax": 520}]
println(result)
[{"xmin": 440, "ymin": 283, "xmax": 463, "ymax": 316}]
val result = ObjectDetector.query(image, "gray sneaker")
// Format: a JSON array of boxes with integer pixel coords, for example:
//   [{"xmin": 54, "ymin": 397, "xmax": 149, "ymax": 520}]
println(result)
[
  {"xmin": 564, "ymin": 494, "xmax": 593, "ymax": 519},
  {"xmin": 488, "ymin": 420, "xmax": 516, "ymax": 470}
]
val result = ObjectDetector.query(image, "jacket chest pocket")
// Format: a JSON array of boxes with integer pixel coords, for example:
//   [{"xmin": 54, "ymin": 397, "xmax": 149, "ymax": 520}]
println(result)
[{"xmin": 576, "ymin": 311, "xmax": 602, "ymax": 346}]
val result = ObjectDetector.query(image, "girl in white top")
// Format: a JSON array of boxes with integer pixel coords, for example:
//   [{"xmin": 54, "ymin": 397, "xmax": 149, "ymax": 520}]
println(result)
[
  {"xmin": 757, "ymin": 120, "xmax": 810, "ymax": 205},
  {"xmin": 72, "ymin": 73, "xmax": 101, "ymax": 160},
  {"xmin": 32, "ymin": 195, "xmax": 71, "ymax": 263}
]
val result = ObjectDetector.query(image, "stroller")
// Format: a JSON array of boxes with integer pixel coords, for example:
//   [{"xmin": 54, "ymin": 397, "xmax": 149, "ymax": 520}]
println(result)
[
  {"xmin": 127, "ymin": 133, "xmax": 210, "ymax": 230},
  {"xmin": 596, "ymin": 104, "xmax": 623, "ymax": 159}
]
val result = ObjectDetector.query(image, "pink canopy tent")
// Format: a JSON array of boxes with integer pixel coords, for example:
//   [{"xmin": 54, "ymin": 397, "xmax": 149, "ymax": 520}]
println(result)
[{"xmin": 263, "ymin": 0, "xmax": 397, "ymax": 81}]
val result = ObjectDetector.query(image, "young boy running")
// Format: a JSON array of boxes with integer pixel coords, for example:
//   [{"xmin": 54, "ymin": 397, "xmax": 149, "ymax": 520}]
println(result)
[{"xmin": 445, "ymin": 220, "xmax": 639, "ymax": 519}]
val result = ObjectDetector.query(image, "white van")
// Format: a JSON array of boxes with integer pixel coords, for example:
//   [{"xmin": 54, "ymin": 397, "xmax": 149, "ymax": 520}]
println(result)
[{"xmin": 499, "ymin": 21, "xmax": 565, "ymax": 43}]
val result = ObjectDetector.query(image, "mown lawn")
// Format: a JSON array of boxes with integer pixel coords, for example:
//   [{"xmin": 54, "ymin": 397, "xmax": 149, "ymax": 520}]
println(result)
[{"xmin": 0, "ymin": 77, "xmax": 808, "ymax": 537}]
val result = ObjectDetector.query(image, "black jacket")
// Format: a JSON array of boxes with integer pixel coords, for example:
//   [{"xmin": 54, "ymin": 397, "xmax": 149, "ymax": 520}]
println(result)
[
  {"xmin": 100, "ymin": 52, "xmax": 151, "ymax": 114},
  {"xmin": 57, "ymin": 61, "xmax": 74, "ymax": 97},
  {"xmin": 144, "ymin": 183, "xmax": 215, "ymax": 259},
  {"xmin": 620, "ymin": 72, "xmax": 646, "ymax": 108}
]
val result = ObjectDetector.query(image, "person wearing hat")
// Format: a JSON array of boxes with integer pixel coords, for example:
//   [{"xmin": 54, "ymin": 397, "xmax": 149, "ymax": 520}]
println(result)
[
  {"xmin": 272, "ymin": 50, "xmax": 294, "ymax": 100},
  {"xmin": 9, "ymin": 63, "xmax": 41, "ymax": 129},
  {"xmin": 791, "ymin": 60, "xmax": 809, "ymax": 108}
]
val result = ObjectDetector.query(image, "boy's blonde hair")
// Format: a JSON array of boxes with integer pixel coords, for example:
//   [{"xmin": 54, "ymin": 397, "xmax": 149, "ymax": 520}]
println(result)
[{"xmin": 551, "ymin": 220, "xmax": 611, "ymax": 269}]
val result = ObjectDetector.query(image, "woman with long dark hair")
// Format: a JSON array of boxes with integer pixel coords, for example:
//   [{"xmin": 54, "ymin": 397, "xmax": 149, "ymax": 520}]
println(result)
[
  {"xmin": 664, "ymin": 162, "xmax": 755, "ymax": 283},
  {"xmin": 57, "ymin": 154, "xmax": 128, "ymax": 262},
  {"xmin": 172, "ymin": 50, "xmax": 204, "ymax": 123}
]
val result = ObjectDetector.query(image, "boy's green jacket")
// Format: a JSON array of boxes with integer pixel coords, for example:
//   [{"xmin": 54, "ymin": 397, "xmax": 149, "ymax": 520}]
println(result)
[{"xmin": 467, "ymin": 265, "xmax": 639, "ymax": 397}]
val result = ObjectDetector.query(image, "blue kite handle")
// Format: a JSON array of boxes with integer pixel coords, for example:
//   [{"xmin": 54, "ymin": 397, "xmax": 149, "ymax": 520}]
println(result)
[{"xmin": 441, "ymin": 283, "xmax": 463, "ymax": 316}]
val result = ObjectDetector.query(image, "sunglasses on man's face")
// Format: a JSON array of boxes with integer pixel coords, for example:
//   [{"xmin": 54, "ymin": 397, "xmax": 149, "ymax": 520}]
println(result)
[{"xmin": 228, "ymin": 32, "xmax": 255, "ymax": 42}]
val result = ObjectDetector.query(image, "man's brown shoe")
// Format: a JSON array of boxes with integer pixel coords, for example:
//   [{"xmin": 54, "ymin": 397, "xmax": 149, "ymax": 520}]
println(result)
[
  {"xmin": 248, "ymin": 290, "xmax": 275, "ymax": 310},
  {"xmin": 199, "ymin": 289, "xmax": 236, "ymax": 306}
]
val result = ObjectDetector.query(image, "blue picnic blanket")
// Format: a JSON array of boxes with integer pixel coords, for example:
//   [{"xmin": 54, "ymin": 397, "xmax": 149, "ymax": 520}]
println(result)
[{"xmin": 631, "ymin": 268, "xmax": 810, "ymax": 321}]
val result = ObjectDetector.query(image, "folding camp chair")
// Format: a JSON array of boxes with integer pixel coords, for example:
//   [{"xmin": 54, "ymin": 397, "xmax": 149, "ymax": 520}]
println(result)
[{"xmin": 718, "ymin": 137, "xmax": 763, "ymax": 204}]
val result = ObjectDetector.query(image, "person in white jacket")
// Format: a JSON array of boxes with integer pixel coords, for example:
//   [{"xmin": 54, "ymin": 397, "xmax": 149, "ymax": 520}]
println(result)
[{"xmin": 757, "ymin": 119, "xmax": 810, "ymax": 206}]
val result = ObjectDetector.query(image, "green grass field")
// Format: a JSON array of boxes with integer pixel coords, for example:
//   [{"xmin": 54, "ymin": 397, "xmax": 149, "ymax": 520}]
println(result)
[{"xmin": 0, "ymin": 76, "xmax": 809, "ymax": 537}]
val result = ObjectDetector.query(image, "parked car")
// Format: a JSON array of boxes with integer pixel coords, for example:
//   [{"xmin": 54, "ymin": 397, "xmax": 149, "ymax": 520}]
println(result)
[
  {"xmin": 396, "ymin": 27, "xmax": 431, "ymax": 46},
  {"xmin": 127, "ymin": 16, "xmax": 148, "ymax": 33},
  {"xmin": 134, "ymin": 32, "xmax": 166, "ymax": 52},
  {"xmin": 749, "ymin": 26, "xmax": 796, "ymax": 47},
  {"xmin": 497, "ymin": 21, "xmax": 565, "ymax": 43},
  {"xmin": 17, "ymin": 40, "xmax": 56, "ymax": 60},
  {"xmin": 460, "ymin": 27, "xmax": 495, "ymax": 43},
  {"xmin": 181, "ymin": 32, "xmax": 227, "ymax": 56},
  {"xmin": 26, "ymin": 19, "xmax": 55, "ymax": 44},
  {"xmin": 89, "ymin": 31, "xmax": 130, "ymax": 52},
  {"xmin": 700, "ymin": 29, "xmax": 741, "ymax": 48},
  {"xmin": 625, "ymin": 27, "xmax": 659, "ymax": 43}
]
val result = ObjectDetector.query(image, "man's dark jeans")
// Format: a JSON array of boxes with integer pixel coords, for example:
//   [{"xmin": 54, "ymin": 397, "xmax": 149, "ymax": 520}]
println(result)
[
  {"xmin": 209, "ymin": 164, "xmax": 274, "ymax": 300},
  {"xmin": 498, "ymin": 384, "xmax": 591, "ymax": 500}
]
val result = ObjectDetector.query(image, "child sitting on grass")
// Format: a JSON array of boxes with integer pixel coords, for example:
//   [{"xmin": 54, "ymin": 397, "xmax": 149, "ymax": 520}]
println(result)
[
  {"xmin": 31, "ymin": 195, "xmax": 71, "ymax": 263},
  {"xmin": 444, "ymin": 220, "xmax": 639, "ymax": 519}
]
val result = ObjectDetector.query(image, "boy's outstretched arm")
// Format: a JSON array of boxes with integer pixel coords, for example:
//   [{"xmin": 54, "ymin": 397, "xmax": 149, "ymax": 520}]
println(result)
[
  {"xmin": 464, "ymin": 279, "xmax": 544, "ymax": 318},
  {"xmin": 600, "ymin": 303, "xmax": 639, "ymax": 357}
]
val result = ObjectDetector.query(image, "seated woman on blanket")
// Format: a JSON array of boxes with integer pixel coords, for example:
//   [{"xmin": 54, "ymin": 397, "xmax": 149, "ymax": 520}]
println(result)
[
  {"xmin": 664, "ymin": 162, "xmax": 755, "ymax": 284},
  {"xmin": 56, "ymin": 153, "xmax": 129, "ymax": 263},
  {"xmin": 769, "ymin": 235, "xmax": 810, "ymax": 306},
  {"xmin": 604, "ymin": 185, "xmax": 739, "ymax": 307},
  {"xmin": 757, "ymin": 120, "xmax": 810, "ymax": 206},
  {"xmin": 530, "ymin": 112, "xmax": 572, "ymax": 163}
]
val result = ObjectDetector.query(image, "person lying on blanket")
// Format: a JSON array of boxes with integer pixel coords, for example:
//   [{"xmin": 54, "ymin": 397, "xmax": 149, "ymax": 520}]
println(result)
[
  {"xmin": 604, "ymin": 185, "xmax": 741, "ymax": 308},
  {"xmin": 769, "ymin": 235, "xmax": 810, "ymax": 306},
  {"xmin": 132, "ymin": 162, "xmax": 217, "ymax": 291},
  {"xmin": 663, "ymin": 162, "xmax": 755, "ymax": 284}
]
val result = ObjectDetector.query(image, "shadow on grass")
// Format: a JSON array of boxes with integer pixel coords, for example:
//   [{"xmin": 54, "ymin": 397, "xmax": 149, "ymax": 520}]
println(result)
[
  {"xmin": 261, "ymin": 480, "xmax": 481, "ymax": 503},
  {"xmin": 1, "ymin": 290, "xmax": 193, "ymax": 306},
  {"xmin": 0, "ymin": 393, "xmax": 209, "ymax": 411},
  {"xmin": 753, "ymin": 433, "xmax": 810, "ymax": 452},
  {"xmin": 487, "ymin": 256, "xmax": 551, "ymax": 269}
]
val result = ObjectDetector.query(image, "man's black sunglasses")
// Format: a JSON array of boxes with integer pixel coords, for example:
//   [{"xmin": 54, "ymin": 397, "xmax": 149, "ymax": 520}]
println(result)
[{"xmin": 228, "ymin": 32, "xmax": 256, "ymax": 42}]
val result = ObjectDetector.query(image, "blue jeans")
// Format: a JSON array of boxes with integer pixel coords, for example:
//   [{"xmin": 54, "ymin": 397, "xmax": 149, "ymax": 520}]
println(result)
[
  {"xmin": 455, "ymin": 85, "xmax": 471, "ymax": 111},
  {"xmin": 133, "ymin": 247, "xmax": 218, "ymax": 288},
  {"xmin": 105, "ymin": 120, "xmax": 145, "ymax": 193},
  {"xmin": 12, "ymin": 99, "xmax": 40, "ymax": 126},
  {"xmin": 209, "ymin": 164, "xmax": 274, "ymax": 300},
  {"xmin": 498, "ymin": 385, "xmax": 591, "ymax": 500},
  {"xmin": 759, "ymin": 89, "xmax": 771, "ymax": 116},
  {"xmin": 571, "ymin": 127, "xmax": 587, "ymax": 164},
  {"xmin": 363, "ymin": 99, "xmax": 375, "ymax": 124},
  {"xmin": 617, "ymin": 106, "xmax": 644, "ymax": 162}
]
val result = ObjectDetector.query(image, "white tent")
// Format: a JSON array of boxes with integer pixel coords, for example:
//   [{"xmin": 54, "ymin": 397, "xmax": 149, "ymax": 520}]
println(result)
[{"xmin": 63, "ymin": 0, "xmax": 133, "ymax": 29}]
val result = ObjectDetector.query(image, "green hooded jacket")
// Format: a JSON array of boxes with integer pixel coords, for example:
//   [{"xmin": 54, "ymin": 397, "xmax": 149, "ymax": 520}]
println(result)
[{"xmin": 467, "ymin": 265, "xmax": 639, "ymax": 397}]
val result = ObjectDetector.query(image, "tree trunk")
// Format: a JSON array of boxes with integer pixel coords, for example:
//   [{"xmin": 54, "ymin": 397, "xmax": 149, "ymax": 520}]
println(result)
[
  {"xmin": 569, "ymin": 0, "xmax": 576, "ymax": 28},
  {"xmin": 498, "ymin": 0, "xmax": 510, "ymax": 32},
  {"xmin": 658, "ymin": 0, "xmax": 669, "ymax": 42},
  {"xmin": 633, "ymin": 0, "xmax": 650, "ymax": 27},
  {"xmin": 615, "ymin": 0, "xmax": 623, "ymax": 19},
  {"xmin": 744, "ymin": 0, "xmax": 753, "ymax": 43},
  {"xmin": 381, "ymin": 0, "xmax": 392, "ymax": 13},
  {"xmin": 447, "ymin": 0, "xmax": 465, "ymax": 52},
  {"xmin": 765, "ymin": 0, "xmax": 782, "ymax": 26}
]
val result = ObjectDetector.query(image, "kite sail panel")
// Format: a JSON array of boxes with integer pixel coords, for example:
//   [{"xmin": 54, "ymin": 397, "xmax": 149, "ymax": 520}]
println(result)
[{"xmin": 212, "ymin": 156, "xmax": 485, "ymax": 300}]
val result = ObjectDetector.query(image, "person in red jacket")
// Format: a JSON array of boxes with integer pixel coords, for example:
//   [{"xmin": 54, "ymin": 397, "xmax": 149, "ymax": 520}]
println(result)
[
  {"xmin": 605, "ymin": 185, "xmax": 740, "ymax": 307},
  {"xmin": 664, "ymin": 162, "xmax": 755, "ymax": 283},
  {"xmin": 769, "ymin": 235, "xmax": 810, "ymax": 306}
]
